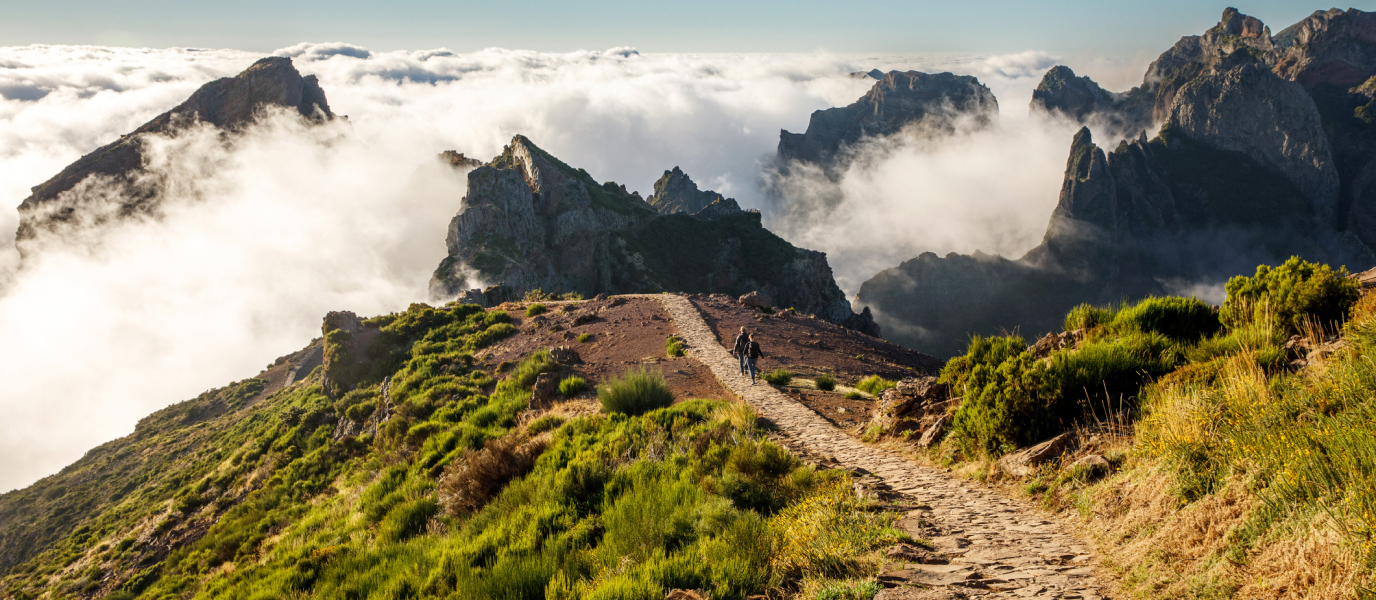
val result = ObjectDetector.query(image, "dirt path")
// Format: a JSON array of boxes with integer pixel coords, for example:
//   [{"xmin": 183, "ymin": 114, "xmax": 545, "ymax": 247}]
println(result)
[{"xmin": 648, "ymin": 294, "xmax": 1112, "ymax": 600}]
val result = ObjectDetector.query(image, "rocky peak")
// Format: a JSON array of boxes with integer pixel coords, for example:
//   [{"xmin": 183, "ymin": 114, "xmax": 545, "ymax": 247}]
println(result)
[
  {"xmin": 647, "ymin": 166, "xmax": 727, "ymax": 215},
  {"xmin": 1272, "ymin": 8, "xmax": 1376, "ymax": 89},
  {"xmin": 439, "ymin": 151, "xmax": 482, "ymax": 170},
  {"xmin": 1217, "ymin": 7, "xmax": 1270, "ymax": 41},
  {"xmin": 1031, "ymin": 66, "xmax": 1116, "ymax": 121},
  {"xmin": 15, "ymin": 57, "xmax": 333, "ymax": 256},
  {"xmin": 777, "ymin": 70, "xmax": 998, "ymax": 169},
  {"xmin": 431, "ymin": 135, "xmax": 876, "ymax": 334}
]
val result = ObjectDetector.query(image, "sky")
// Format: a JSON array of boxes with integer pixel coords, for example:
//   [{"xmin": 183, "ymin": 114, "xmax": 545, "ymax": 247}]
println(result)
[
  {"xmin": 0, "ymin": 2, "xmax": 1369, "ymax": 492},
  {"xmin": 0, "ymin": 1, "xmax": 1355, "ymax": 54}
]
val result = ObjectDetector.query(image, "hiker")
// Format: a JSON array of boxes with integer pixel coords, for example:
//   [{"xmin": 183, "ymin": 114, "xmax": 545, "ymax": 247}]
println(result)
[
  {"xmin": 745, "ymin": 333, "xmax": 765, "ymax": 384},
  {"xmin": 732, "ymin": 326, "xmax": 750, "ymax": 374}
]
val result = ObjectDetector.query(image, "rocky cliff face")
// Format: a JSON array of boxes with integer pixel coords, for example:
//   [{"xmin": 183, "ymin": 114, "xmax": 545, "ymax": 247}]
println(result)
[
  {"xmin": 430, "ymin": 136, "xmax": 878, "ymax": 334},
  {"xmin": 777, "ymin": 71, "xmax": 998, "ymax": 171},
  {"xmin": 646, "ymin": 166, "xmax": 724, "ymax": 214},
  {"xmin": 14, "ymin": 57, "xmax": 333, "ymax": 257},
  {"xmin": 856, "ymin": 119, "xmax": 1373, "ymax": 358}
]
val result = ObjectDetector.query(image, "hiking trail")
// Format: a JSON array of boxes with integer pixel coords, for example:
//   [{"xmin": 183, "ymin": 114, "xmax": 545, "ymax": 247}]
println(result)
[{"xmin": 648, "ymin": 294, "xmax": 1112, "ymax": 600}]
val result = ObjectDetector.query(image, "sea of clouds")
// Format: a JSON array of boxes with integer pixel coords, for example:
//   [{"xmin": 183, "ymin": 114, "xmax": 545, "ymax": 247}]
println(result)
[{"xmin": 0, "ymin": 43, "xmax": 1150, "ymax": 491}]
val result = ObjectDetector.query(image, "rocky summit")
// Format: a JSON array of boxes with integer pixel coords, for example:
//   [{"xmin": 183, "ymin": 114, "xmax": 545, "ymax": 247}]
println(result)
[
  {"xmin": 429, "ymin": 136, "xmax": 879, "ymax": 334},
  {"xmin": 14, "ymin": 57, "xmax": 333, "ymax": 258},
  {"xmin": 776, "ymin": 70, "xmax": 997, "ymax": 172},
  {"xmin": 645, "ymin": 166, "xmax": 730, "ymax": 215},
  {"xmin": 855, "ymin": 9, "xmax": 1376, "ymax": 358}
]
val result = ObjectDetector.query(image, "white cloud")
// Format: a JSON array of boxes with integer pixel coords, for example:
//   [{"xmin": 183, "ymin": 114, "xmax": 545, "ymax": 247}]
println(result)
[{"xmin": 0, "ymin": 43, "xmax": 1148, "ymax": 491}]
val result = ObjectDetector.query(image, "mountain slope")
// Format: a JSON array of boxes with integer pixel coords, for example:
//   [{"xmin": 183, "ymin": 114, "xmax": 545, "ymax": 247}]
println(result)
[{"xmin": 14, "ymin": 57, "xmax": 333, "ymax": 258}]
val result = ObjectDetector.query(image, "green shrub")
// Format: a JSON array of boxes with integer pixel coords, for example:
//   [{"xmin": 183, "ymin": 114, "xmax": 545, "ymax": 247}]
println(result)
[
  {"xmin": 577, "ymin": 333, "xmax": 592, "ymax": 343},
  {"xmin": 599, "ymin": 367, "xmax": 675, "ymax": 415},
  {"xmin": 526, "ymin": 415, "xmax": 566, "ymax": 435},
  {"xmin": 559, "ymin": 376, "xmax": 588, "ymax": 397},
  {"xmin": 526, "ymin": 303, "xmax": 547, "ymax": 317},
  {"xmin": 854, "ymin": 375, "xmax": 895, "ymax": 396},
  {"xmin": 1111, "ymin": 296, "xmax": 1221, "ymax": 342},
  {"xmin": 814, "ymin": 374, "xmax": 836, "ymax": 391},
  {"xmin": 1221, "ymin": 256, "xmax": 1360, "ymax": 332},
  {"xmin": 844, "ymin": 391, "xmax": 861, "ymax": 400},
  {"xmin": 762, "ymin": 369, "xmax": 792, "ymax": 385},
  {"xmin": 666, "ymin": 335, "xmax": 685, "ymax": 358},
  {"xmin": 1064, "ymin": 303, "xmax": 1114, "ymax": 331}
]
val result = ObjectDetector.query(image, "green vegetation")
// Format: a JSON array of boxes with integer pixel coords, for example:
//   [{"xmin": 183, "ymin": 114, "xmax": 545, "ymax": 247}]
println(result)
[
  {"xmin": 762, "ymin": 369, "xmax": 792, "ymax": 386},
  {"xmin": 844, "ymin": 391, "xmax": 861, "ymax": 400},
  {"xmin": 854, "ymin": 376, "xmax": 895, "ymax": 396},
  {"xmin": 558, "ymin": 376, "xmax": 588, "ymax": 398},
  {"xmin": 814, "ymin": 374, "xmax": 836, "ymax": 391},
  {"xmin": 666, "ymin": 335, "xmax": 685, "ymax": 358},
  {"xmin": 1221, "ymin": 256, "xmax": 1359, "ymax": 332},
  {"xmin": 526, "ymin": 303, "xmax": 548, "ymax": 317},
  {"xmin": 932, "ymin": 258, "xmax": 1376, "ymax": 594},
  {"xmin": 598, "ymin": 367, "xmax": 675, "ymax": 415},
  {"xmin": 2, "ymin": 298, "xmax": 913, "ymax": 599},
  {"xmin": 577, "ymin": 333, "xmax": 592, "ymax": 343}
]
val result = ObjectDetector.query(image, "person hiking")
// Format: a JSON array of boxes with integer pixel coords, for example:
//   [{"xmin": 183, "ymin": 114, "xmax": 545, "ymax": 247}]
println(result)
[
  {"xmin": 732, "ymin": 326, "xmax": 750, "ymax": 375},
  {"xmin": 745, "ymin": 333, "xmax": 765, "ymax": 385}
]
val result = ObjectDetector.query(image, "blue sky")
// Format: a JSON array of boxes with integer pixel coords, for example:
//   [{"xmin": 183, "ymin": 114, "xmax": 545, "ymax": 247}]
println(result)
[{"xmin": 1, "ymin": 1, "xmax": 1364, "ymax": 54}]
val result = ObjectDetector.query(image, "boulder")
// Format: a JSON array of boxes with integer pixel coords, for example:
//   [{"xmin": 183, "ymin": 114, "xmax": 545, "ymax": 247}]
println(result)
[
  {"xmin": 549, "ymin": 346, "xmax": 582, "ymax": 365},
  {"xmin": 530, "ymin": 373, "xmax": 559, "ymax": 411},
  {"xmin": 439, "ymin": 150, "xmax": 483, "ymax": 170},
  {"xmin": 739, "ymin": 291, "xmax": 774, "ymax": 309},
  {"xmin": 996, "ymin": 432, "xmax": 1074, "ymax": 478},
  {"xmin": 916, "ymin": 413, "xmax": 951, "ymax": 449},
  {"xmin": 1069, "ymin": 454, "xmax": 1112, "ymax": 476}
]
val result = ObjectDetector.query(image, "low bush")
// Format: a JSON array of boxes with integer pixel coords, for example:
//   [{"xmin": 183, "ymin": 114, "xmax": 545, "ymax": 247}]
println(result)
[
  {"xmin": 599, "ymin": 367, "xmax": 675, "ymax": 415},
  {"xmin": 814, "ymin": 374, "xmax": 836, "ymax": 391},
  {"xmin": 844, "ymin": 391, "xmax": 861, "ymax": 400},
  {"xmin": 577, "ymin": 333, "xmax": 592, "ymax": 343},
  {"xmin": 559, "ymin": 376, "xmax": 588, "ymax": 397},
  {"xmin": 854, "ymin": 375, "xmax": 895, "ymax": 396},
  {"xmin": 1111, "ymin": 296, "xmax": 1221, "ymax": 342},
  {"xmin": 525, "ymin": 303, "xmax": 547, "ymax": 317},
  {"xmin": 666, "ymin": 335, "xmax": 685, "ymax": 358},
  {"xmin": 1064, "ymin": 303, "xmax": 1114, "ymax": 331},
  {"xmin": 762, "ymin": 369, "xmax": 792, "ymax": 385},
  {"xmin": 1221, "ymin": 256, "xmax": 1360, "ymax": 332},
  {"xmin": 437, "ymin": 432, "xmax": 550, "ymax": 516}
]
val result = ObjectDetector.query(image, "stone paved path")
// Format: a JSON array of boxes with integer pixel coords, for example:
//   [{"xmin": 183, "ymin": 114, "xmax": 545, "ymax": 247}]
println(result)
[{"xmin": 647, "ymin": 294, "xmax": 1111, "ymax": 600}]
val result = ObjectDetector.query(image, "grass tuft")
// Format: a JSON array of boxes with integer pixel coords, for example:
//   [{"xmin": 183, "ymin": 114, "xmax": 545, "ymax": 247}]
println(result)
[{"xmin": 599, "ymin": 367, "xmax": 675, "ymax": 415}]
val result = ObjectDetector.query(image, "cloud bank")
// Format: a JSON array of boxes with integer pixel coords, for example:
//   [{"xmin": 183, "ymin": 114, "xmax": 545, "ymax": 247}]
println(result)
[{"xmin": 0, "ymin": 43, "xmax": 1148, "ymax": 491}]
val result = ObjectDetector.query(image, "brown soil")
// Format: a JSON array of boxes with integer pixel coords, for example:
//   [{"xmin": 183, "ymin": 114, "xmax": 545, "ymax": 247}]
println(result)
[
  {"xmin": 475, "ymin": 297, "xmax": 735, "ymax": 401},
  {"xmin": 689, "ymin": 293, "xmax": 943, "ymax": 429}
]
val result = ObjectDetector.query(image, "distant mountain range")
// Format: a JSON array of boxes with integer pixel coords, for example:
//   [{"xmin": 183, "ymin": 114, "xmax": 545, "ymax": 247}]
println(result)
[{"xmin": 839, "ymin": 7, "xmax": 1376, "ymax": 357}]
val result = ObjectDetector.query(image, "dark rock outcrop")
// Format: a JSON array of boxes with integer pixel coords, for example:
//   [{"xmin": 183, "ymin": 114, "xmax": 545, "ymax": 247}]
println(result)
[
  {"xmin": 15, "ymin": 57, "xmax": 333, "ymax": 257},
  {"xmin": 777, "ymin": 71, "xmax": 998, "ymax": 171},
  {"xmin": 646, "ymin": 166, "xmax": 725, "ymax": 214},
  {"xmin": 857, "ymin": 123, "xmax": 1371, "ymax": 358},
  {"xmin": 430, "ymin": 136, "xmax": 878, "ymax": 334},
  {"xmin": 1030, "ymin": 65, "xmax": 1153, "ymax": 138}
]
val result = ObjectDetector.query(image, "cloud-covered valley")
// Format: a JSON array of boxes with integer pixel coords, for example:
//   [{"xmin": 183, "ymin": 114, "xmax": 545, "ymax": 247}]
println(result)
[{"xmin": 0, "ymin": 43, "xmax": 1148, "ymax": 491}]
